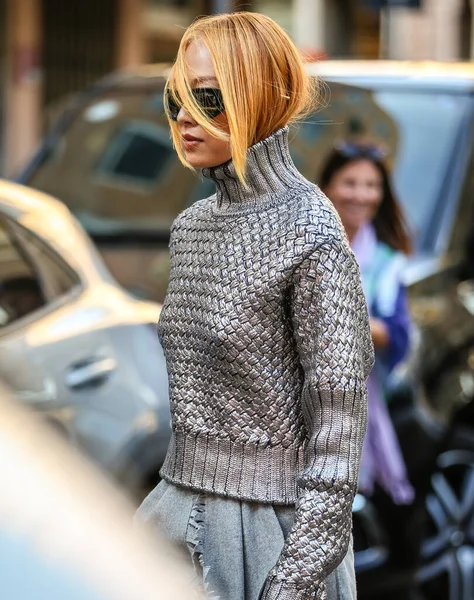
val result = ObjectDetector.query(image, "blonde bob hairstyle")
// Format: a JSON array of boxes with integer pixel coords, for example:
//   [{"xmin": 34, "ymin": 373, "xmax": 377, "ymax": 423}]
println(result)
[{"xmin": 165, "ymin": 12, "xmax": 318, "ymax": 183}]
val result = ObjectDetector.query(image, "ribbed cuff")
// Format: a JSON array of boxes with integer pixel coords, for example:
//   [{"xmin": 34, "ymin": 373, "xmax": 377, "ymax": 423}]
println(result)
[{"xmin": 259, "ymin": 575, "xmax": 326, "ymax": 600}]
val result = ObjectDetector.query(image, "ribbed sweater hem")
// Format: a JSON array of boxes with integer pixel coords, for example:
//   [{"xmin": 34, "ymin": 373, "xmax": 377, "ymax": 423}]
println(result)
[{"xmin": 159, "ymin": 431, "xmax": 305, "ymax": 504}]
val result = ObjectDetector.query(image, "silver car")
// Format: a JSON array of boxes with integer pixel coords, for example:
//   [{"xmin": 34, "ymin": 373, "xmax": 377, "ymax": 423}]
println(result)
[{"xmin": 0, "ymin": 179, "xmax": 171, "ymax": 496}]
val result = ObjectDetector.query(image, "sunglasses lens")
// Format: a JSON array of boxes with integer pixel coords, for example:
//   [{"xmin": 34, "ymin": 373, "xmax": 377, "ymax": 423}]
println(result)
[
  {"xmin": 165, "ymin": 90, "xmax": 181, "ymax": 121},
  {"xmin": 369, "ymin": 148, "xmax": 385, "ymax": 161},
  {"xmin": 338, "ymin": 143, "xmax": 358, "ymax": 158},
  {"xmin": 338, "ymin": 142, "xmax": 385, "ymax": 161},
  {"xmin": 165, "ymin": 88, "xmax": 225, "ymax": 121},
  {"xmin": 193, "ymin": 88, "xmax": 225, "ymax": 118}
]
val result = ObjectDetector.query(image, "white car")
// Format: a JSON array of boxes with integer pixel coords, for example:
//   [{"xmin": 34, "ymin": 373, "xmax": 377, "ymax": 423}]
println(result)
[{"xmin": 0, "ymin": 179, "xmax": 171, "ymax": 496}]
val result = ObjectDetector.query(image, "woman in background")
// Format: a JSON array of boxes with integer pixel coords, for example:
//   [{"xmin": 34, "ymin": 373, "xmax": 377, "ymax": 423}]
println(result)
[{"xmin": 320, "ymin": 142, "xmax": 415, "ymax": 507}]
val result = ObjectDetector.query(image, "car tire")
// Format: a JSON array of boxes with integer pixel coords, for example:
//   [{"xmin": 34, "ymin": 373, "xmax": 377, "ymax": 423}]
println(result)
[{"xmin": 415, "ymin": 427, "xmax": 474, "ymax": 600}]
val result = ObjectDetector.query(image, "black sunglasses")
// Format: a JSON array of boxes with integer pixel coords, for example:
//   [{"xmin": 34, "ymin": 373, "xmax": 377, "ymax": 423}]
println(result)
[
  {"xmin": 336, "ymin": 141, "xmax": 387, "ymax": 162},
  {"xmin": 165, "ymin": 88, "xmax": 225, "ymax": 122}
]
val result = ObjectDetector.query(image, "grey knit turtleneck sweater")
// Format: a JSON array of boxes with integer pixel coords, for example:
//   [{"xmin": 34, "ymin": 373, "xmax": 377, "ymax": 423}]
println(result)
[{"xmin": 158, "ymin": 127, "xmax": 374, "ymax": 600}]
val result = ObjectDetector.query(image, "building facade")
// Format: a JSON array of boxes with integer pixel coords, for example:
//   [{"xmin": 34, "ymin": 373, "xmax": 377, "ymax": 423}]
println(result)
[
  {"xmin": 0, "ymin": 0, "xmax": 146, "ymax": 177},
  {"xmin": 0, "ymin": 0, "xmax": 472, "ymax": 178},
  {"xmin": 251, "ymin": 0, "xmax": 474, "ymax": 62},
  {"xmin": 386, "ymin": 0, "xmax": 474, "ymax": 61}
]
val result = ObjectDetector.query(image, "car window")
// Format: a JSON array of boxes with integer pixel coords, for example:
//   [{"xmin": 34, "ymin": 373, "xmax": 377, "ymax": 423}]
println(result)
[
  {"xmin": 0, "ymin": 221, "xmax": 45, "ymax": 327},
  {"xmin": 366, "ymin": 91, "xmax": 469, "ymax": 249},
  {"xmin": 95, "ymin": 120, "xmax": 175, "ymax": 185},
  {"xmin": 0, "ymin": 219, "xmax": 80, "ymax": 328},
  {"xmin": 27, "ymin": 86, "xmax": 215, "ymax": 236}
]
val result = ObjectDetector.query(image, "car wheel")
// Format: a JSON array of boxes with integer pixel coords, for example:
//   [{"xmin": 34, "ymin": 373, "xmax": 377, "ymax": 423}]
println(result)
[{"xmin": 415, "ymin": 444, "xmax": 474, "ymax": 600}]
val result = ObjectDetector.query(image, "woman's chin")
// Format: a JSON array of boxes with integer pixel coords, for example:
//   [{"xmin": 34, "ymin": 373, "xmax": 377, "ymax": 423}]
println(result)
[
  {"xmin": 187, "ymin": 157, "xmax": 211, "ymax": 169},
  {"xmin": 185, "ymin": 151, "xmax": 231, "ymax": 170}
]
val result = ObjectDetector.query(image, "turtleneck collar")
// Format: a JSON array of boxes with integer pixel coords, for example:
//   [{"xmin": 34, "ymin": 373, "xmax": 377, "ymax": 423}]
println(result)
[{"xmin": 202, "ymin": 127, "xmax": 311, "ymax": 214}]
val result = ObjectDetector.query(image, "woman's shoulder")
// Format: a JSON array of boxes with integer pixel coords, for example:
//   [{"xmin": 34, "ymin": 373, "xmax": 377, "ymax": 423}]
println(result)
[
  {"xmin": 170, "ymin": 196, "xmax": 215, "ymax": 233},
  {"xmin": 287, "ymin": 184, "xmax": 348, "ymax": 251}
]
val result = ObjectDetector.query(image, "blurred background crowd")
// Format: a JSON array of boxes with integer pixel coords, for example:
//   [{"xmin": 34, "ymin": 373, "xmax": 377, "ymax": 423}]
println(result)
[{"xmin": 0, "ymin": 1, "xmax": 474, "ymax": 600}]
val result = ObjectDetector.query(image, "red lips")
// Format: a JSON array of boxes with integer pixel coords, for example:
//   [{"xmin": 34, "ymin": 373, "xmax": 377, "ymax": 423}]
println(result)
[
  {"xmin": 182, "ymin": 132, "xmax": 203, "ymax": 142},
  {"xmin": 181, "ymin": 132, "xmax": 203, "ymax": 151}
]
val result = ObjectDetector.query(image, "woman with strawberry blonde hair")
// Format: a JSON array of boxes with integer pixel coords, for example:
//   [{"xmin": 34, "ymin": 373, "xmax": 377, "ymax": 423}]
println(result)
[{"xmin": 137, "ymin": 12, "xmax": 374, "ymax": 600}]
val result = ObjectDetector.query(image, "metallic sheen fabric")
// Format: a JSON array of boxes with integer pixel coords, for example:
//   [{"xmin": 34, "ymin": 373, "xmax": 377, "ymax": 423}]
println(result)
[{"xmin": 158, "ymin": 127, "xmax": 374, "ymax": 599}]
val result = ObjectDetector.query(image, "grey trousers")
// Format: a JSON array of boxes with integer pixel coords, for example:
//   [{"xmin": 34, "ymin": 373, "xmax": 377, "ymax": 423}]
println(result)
[{"xmin": 137, "ymin": 480, "xmax": 357, "ymax": 600}]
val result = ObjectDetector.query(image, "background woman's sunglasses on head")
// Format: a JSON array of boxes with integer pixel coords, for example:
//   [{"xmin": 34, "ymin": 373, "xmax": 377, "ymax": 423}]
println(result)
[
  {"xmin": 336, "ymin": 141, "xmax": 387, "ymax": 162},
  {"xmin": 165, "ymin": 88, "xmax": 225, "ymax": 122}
]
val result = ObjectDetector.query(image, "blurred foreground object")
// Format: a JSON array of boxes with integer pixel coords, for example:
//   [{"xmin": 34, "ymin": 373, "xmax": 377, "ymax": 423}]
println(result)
[
  {"xmin": 0, "ymin": 381, "xmax": 201, "ymax": 600},
  {"xmin": 0, "ymin": 179, "xmax": 171, "ymax": 498}
]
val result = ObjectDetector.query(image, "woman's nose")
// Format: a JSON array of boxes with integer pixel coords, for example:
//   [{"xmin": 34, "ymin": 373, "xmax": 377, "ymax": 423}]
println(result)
[
  {"xmin": 177, "ymin": 105, "xmax": 195, "ymax": 125},
  {"xmin": 353, "ymin": 185, "xmax": 372, "ymax": 203}
]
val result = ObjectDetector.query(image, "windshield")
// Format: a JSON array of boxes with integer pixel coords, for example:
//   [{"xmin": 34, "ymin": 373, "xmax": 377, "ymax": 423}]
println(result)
[
  {"xmin": 26, "ymin": 80, "xmax": 471, "ymax": 253},
  {"xmin": 374, "ymin": 91, "xmax": 465, "ymax": 239}
]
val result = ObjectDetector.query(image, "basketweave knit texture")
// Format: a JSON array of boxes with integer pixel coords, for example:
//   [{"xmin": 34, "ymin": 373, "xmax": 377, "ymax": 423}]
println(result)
[{"xmin": 158, "ymin": 127, "xmax": 374, "ymax": 598}]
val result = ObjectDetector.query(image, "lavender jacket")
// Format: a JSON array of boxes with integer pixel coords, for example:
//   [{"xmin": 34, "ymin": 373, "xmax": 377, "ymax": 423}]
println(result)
[{"xmin": 352, "ymin": 223, "xmax": 415, "ymax": 505}]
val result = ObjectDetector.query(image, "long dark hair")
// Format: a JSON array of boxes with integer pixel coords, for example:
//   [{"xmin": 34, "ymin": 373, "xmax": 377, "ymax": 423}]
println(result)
[{"xmin": 320, "ymin": 144, "xmax": 412, "ymax": 255}]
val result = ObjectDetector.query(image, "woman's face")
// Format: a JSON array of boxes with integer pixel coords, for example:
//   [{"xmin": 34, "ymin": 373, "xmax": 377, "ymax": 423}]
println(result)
[
  {"xmin": 325, "ymin": 159, "xmax": 383, "ymax": 240},
  {"xmin": 175, "ymin": 40, "xmax": 232, "ymax": 169}
]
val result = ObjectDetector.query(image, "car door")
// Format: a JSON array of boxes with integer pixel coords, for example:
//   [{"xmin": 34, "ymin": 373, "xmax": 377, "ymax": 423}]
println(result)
[
  {"xmin": 0, "ymin": 216, "xmax": 64, "ymax": 405},
  {"xmin": 18, "ymin": 80, "xmax": 216, "ymax": 303},
  {"xmin": 0, "ymin": 214, "xmax": 133, "ymax": 466}
]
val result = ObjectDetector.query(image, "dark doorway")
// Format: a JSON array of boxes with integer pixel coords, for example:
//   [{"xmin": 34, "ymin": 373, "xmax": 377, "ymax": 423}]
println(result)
[
  {"xmin": 41, "ymin": 0, "xmax": 117, "ymax": 107},
  {"xmin": 326, "ymin": 0, "xmax": 354, "ymax": 58},
  {"xmin": 460, "ymin": 0, "xmax": 472, "ymax": 60},
  {"xmin": 325, "ymin": 0, "xmax": 381, "ymax": 59}
]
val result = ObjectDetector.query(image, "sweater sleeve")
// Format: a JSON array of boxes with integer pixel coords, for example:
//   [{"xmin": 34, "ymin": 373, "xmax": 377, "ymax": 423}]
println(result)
[{"xmin": 260, "ymin": 240, "xmax": 374, "ymax": 600}]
